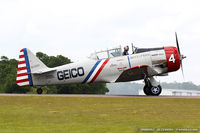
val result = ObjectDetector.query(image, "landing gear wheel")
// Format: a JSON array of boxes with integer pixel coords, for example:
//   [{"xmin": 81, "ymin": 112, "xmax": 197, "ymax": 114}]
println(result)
[
  {"xmin": 143, "ymin": 76, "xmax": 162, "ymax": 96},
  {"xmin": 143, "ymin": 85, "xmax": 162, "ymax": 96},
  {"xmin": 150, "ymin": 85, "xmax": 162, "ymax": 96},
  {"xmin": 143, "ymin": 85, "xmax": 151, "ymax": 95},
  {"xmin": 37, "ymin": 88, "xmax": 43, "ymax": 94}
]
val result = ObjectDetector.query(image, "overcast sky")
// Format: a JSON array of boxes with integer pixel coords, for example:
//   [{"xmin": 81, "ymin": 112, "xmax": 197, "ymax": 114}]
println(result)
[{"xmin": 0, "ymin": 0, "xmax": 200, "ymax": 84}]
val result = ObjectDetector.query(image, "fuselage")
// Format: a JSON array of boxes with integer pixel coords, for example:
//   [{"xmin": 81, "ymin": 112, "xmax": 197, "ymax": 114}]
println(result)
[{"xmin": 31, "ymin": 46, "xmax": 180, "ymax": 86}]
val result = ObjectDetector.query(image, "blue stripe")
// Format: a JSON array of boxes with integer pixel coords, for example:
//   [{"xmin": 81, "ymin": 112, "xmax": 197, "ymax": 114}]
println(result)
[
  {"xmin": 23, "ymin": 48, "xmax": 33, "ymax": 86},
  {"xmin": 127, "ymin": 56, "xmax": 131, "ymax": 68},
  {"xmin": 82, "ymin": 60, "xmax": 102, "ymax": 84}
]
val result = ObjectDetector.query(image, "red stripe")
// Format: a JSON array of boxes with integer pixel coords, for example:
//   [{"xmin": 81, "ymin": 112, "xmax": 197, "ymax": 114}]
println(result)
[
  {"xmin": 89, "ymin": 58, "xmax": 110, "ymax": 83},
  {"xmin": 20, "ymin": 49, "xmax": 23, "ymax": 52},
  {"xmin": 140, "ymin": 65, "xmax": 148, "ymax": 68},
  {"xmin": 17, "ymin": 67, "xmax": 27, "ymax": 71},
  {"xmin": 22, "ymin": 84, "xmax": 30, "ymax": 87},
  {"xmin": 16, "ymin": 78, "xmax": 29, "ymax": 83},
  {"xmin": 18, "ymin": 61, "xmax": 26, "ymax": 65},
  {"xmin": 17, "ymin": 73, "xmax": 28, "ymax": 77},
  {"xmin": 19, "ymin": 55, "xmax": 24, "ymax": 58},
  {"xmin": 117, "ymin": 67, "xmax": 127, "ymax": 70}
]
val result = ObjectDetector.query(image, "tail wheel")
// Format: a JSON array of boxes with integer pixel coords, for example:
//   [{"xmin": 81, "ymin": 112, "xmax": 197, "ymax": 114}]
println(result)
[{"xmin": 37, "ymin": 88, "xmax": 43, "ymax": 94}]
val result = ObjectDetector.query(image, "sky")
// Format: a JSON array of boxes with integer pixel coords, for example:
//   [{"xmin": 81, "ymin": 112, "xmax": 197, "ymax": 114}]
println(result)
[{"xmin": 0, "ymin": 0, "xmax": 200, "ymax": 85}]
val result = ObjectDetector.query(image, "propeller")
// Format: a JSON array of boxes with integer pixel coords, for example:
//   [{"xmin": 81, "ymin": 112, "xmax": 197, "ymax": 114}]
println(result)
[{"xmin": 175, "ymin": 32, "xmax": 186, "ymax": 78}]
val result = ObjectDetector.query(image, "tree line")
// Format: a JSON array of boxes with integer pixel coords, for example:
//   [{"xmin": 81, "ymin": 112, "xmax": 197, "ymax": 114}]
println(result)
[{"xmin": 0, "ymin": 52, "xmax": 109, "ymax": 94}]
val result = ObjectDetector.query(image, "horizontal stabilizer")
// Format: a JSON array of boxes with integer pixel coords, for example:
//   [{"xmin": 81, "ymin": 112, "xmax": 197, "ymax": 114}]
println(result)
[{"xmin": 31, "ymin": 68, "xmax": 56, "ymax": 74}]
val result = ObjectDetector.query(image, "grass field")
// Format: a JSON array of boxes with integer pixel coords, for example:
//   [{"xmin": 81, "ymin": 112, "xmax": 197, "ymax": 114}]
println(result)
[{"xmin": 0, "ymin": 95, "xmax": 199, "ymax": 133}]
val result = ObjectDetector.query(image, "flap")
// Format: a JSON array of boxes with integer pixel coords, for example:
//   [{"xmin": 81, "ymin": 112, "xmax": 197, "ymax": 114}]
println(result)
[{"xmin": 115, "ymin": 65, "xmax": 158, "ymax": 82}]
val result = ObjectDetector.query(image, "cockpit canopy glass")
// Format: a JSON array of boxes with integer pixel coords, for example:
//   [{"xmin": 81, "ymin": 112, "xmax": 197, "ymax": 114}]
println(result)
[
  {"xmin": 88, "ymin": 45, "xmax": 164, "ymax": 60},
  {"xmin": 88, "ymin": 46, "xmax": 122, "ymax": 60}
]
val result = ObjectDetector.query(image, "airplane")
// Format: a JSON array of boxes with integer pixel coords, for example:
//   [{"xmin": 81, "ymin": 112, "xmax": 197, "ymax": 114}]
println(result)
[{"xmin": 16, "ymin": 33, "xmax": 186, "ymax": 96}]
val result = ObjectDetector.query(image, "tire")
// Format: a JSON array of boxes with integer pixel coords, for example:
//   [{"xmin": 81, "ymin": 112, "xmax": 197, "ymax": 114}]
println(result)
[
  {"xmin": 150, "ymin": 85, "xmax": 162, "ymax": 96},
  {"xmin": 143, "ymin": 85, "xmax": 151, "ymax": 96},
  {"xmin": 37, "ymin": 88, "xmax": 43, "ymax": 94}
]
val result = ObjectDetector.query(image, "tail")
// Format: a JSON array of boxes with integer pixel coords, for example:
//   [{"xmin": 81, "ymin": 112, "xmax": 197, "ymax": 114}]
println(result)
[{"xmin": 16, "ymin": 48, "xmax": 48, "ymax": 86}]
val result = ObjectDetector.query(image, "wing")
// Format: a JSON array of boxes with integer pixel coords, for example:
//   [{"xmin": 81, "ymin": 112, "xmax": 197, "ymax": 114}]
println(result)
[{"xmin": 115, "ymin": 65, "xmax": 159, "ymax": 82}]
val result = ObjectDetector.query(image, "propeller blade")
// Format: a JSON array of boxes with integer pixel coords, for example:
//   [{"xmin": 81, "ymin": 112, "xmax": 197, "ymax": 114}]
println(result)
[
  {"xmin": 180, "ymin": 60, "xmax": 184, "ymax": 79},
  {"xmin": 175, "ymin": 32, "xmax": 185, "ymax": 79},
  {"xmin": 175, "ymin": 32, "xmax": 181, "ymax": 56}
]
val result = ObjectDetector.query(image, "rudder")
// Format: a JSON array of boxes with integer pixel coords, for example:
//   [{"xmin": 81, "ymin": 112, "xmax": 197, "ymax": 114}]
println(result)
[{"xmin": 16, "ymin": 48, "xmax": 33, "ymax": 86}]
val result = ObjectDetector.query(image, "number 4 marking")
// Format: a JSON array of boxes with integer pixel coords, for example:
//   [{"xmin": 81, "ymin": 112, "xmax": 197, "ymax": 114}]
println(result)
[{"xmin": 169, "ymin": 54, "xmax": 175, "ymax": 63}]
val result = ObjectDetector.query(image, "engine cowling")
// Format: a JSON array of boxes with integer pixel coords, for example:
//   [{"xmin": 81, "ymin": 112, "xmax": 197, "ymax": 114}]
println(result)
[{"xmin": 164, "ymin": 46, "xmax": 181, "ymax": 72}]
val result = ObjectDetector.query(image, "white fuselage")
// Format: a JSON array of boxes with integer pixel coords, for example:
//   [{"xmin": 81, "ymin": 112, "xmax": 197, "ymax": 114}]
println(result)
[{"xmin": 31, "ymin": 49, "xmax": 167, "ymax": 86}]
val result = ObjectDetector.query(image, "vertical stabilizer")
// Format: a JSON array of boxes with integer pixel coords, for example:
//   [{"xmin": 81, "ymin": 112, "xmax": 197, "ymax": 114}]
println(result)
[{"xmin": 16, "ymin": 48, "xmax": 48, "ymax": 86}]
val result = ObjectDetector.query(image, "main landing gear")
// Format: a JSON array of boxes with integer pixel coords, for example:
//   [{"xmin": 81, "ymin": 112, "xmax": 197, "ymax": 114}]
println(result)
[
  {"xmin": 143, "ymin": 77, "xmax": 162, "ymax": 96},
  {"xmin": 37, "ymin": 88, "xmax": 43, "ymax": 94}
]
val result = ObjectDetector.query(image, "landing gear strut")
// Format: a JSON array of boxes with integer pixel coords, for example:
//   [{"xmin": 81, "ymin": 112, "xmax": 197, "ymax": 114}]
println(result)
[
  {"xmin": 143, "ymin": 77, "xmax": 162, "ymax": 96},
  {"xmin": 37, "ymin": 88, "xmax": 43, "ymax": 94}
]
